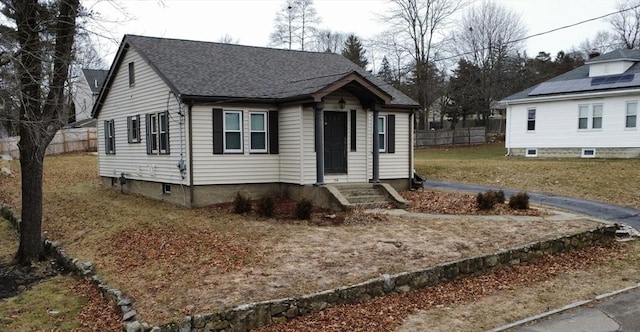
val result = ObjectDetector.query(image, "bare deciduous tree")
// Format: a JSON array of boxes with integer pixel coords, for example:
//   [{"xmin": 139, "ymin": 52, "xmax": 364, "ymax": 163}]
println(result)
[
  {"xmin": 452, "ymin": 0, "xmax": 526, "ymax": 124},
  {"xmin": 0, "ymin": 0, "xmax": 81, "ymax": 264},
  {"xmin": 312, "ymin": 29, "xmax": 347, "ymax": 53},
  {"xmin": 270, "ymin": 0, "xmax": 321, "ymax": 50},
  {"xmin": 578, "ymin": 30, "xmax": 620, "ymax": 54},
  {"xmin": 384, "ymin": 0, "xmax": 465, "ymax": 129},
  {"xmin": 608, "ymin": 0, "xmax": 640, "ymax": 49}
]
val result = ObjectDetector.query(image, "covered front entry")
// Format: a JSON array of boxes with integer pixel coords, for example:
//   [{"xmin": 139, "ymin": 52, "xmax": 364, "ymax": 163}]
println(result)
[{"xmin": 324, "ymin": 111, "xmax": 347, "ymax": 174}]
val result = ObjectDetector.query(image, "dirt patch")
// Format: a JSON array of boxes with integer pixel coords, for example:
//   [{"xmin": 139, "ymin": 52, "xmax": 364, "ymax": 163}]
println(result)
[
  {"xmin": 0, "ymin": 259, "xmax": 64, "ymax": 299},
  {"xmin": 401, "ymin": 190, "xmax": 540, "ymax": 216}
]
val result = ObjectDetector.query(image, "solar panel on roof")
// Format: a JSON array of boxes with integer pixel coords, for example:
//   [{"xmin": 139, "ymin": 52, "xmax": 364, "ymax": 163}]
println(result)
[{"xmin": 529, "ymin": 74, "xmax": 639, "ymax": 96}]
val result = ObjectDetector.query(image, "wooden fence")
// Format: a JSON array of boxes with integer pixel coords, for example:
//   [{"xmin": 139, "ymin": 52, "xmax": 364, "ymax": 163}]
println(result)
[
  {"xmin": 0, "ymin": 127, "xmax": 97, "ymax": 159},
  {"xmin": 415, "ymin": 127, "xmax": 486, "ymax": 147}
]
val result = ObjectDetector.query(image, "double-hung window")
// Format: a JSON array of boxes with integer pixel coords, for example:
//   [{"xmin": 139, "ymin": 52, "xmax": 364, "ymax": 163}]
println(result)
[
  {"xmin": 626, "ymin": 101, "xmax": 637, "ymax": 129},
  {"xmin": 127, "ymin": 115, "xmax": 141, "ymax": 143},
  {"xmin": 249, "ymin": 112, "xmax": 267, "ymax": 152},
  {"xmin": 377, "ymin": 115, "xmax": 386, "ymax": 152},
  {"xmin": 224, "ymin": 111, "xmax": 243, "ymax": 153},
  {"xmin": 104, "ymin": 119, "xmax": 115, "ymax": 154},
  {"xmin": 578, "ymin": 104, "xmax": 603, "ymax": 129},
  {"xmin": 527, "ymin": 109, "xmax": 536, "ymax": 131},
  {"xmin": 146, "ymin": 111, "xmax": 170, "ymax": 155}
]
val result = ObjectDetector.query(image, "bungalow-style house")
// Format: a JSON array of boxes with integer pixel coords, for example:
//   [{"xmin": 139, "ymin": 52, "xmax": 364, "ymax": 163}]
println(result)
[
  {"xmin": 501, "ymin": 49, "xmax": 640, "ymax": 158},
  {"xmin": 93, "ymin": 35, "xmax": 419, "ymax": 208},
  {"xmin": 70, "ymin": 68, "xmax": 108, "ymax": 126}
]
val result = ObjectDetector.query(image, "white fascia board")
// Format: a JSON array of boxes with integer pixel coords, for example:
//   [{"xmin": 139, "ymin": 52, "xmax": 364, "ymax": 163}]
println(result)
[{"xmin": 503, "ymin": 88, "xmax": 640, "ymax": 106}]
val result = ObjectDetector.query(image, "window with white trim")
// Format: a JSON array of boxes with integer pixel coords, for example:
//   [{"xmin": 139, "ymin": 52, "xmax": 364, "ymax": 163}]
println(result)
[
  {"xmin": 578, "ymin": 104, "xmax": 603, "ymax": 129},
  {"xmin": 527, "ymin": 109, "xmax": 536, "ymax": 131},
  {"xmin": 128, "ymin": 62, "xmax": 135, "ymax": 87},
  {"xmin": 224, "ymin": 111, "xmax": 243, "ymax": 153},
  {"xmin": 146, "ymin": 112, "xmax": 170, "ymax": 155},
  {"xmin": 626, "ymin": 101, "xmax": 637, "ymax": 128},
  {"xmin": 249, "ymin": 112, "xmax": 267, "ymax": 152},
  {"xmin": 104, "ymin": 119, "xmax": 115, "ymax": 154},
  {"xmin": 127, "ymin": 115, "xmax": 141, "ymax": 143},
  {"xmin": 377, "ymin": 115, "xmax": 386, "ymax": 152}
]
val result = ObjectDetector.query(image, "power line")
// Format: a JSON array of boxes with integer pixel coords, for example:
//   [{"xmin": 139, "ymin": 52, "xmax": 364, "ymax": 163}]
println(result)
[{"xmin": 433, "ymin": 2, "xmax": 640, "ymax": 62}]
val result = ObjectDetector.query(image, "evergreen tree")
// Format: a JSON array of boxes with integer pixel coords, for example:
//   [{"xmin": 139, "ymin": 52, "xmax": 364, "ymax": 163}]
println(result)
[
  {"xmin": 377, "ymin": 56, "xmax": 394, "ymax": 84},
  {"xmin": 341, "ymin": 34, "xmax": 368, "ymax": 69}
]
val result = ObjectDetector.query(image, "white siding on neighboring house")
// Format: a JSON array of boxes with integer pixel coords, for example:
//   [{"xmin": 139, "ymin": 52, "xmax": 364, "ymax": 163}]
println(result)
[
  {"xmin": 73, "ymin": 79, "xmax": 93, "ymax": 122},
  {"xmin": 190, "ymin": 105, "xmax": 280, "ymax": 185},
  {"xmin": 97, "ymin": 49, "xmax": 189, "ymax": 186},
  {"xmin": 506, "ymin": 93, "xmax": 640, "ymax": 149}
]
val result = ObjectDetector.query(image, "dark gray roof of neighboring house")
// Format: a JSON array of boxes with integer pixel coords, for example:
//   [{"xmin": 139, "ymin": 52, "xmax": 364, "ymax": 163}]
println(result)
[
  {"xmin": 99, "ymin": 35, "xmax": 418, "ymax": 110},
  {"xmin": 82, "ymin": 69, "xmax": 109, "ymax": 94},
  {"xmin": 502, "ymin": 49, "xmax": 640, "ymax": 102}
]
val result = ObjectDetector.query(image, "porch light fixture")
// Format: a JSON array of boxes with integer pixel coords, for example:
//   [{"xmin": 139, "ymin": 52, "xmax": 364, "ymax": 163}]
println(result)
[{"xmin": 338, "ymin": 97, "xmax": 346, "ymax": 109}]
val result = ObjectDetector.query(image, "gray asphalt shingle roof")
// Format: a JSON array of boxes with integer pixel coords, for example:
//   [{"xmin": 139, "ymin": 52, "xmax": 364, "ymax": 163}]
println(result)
[
  {"xmin": 122, "ymin": 35, "xmax": 417, "ymax": 107},
  {"xmin": 502, "ymin": 49, "xmax": 640, "ymax": 102},
  {"xmin": 82, "ymin": 69, "xmax": 108, "ymax": 94}
]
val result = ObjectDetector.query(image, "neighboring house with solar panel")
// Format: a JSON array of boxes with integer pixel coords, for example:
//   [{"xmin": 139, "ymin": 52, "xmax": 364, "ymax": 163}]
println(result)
[
  {"xmin": 501, "ymin": 49, "xmax": 640, "ymax": 158},
  {"xmin": 71, "ymin": 68, "xmax": 108, "ymax": 126},
  {"xmin": 92, "ymin": 35, "xmax": 419, "ymax": 208}
]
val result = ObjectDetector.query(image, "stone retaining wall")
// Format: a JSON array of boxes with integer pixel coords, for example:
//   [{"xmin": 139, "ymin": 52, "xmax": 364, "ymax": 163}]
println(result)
[
  {"xmin": 158, "ymin": 225, "xmax": 616, "ymax": 332},
  {"xmin": 1, "ymin": 204, "xmax": 617, "ymax": 332}
]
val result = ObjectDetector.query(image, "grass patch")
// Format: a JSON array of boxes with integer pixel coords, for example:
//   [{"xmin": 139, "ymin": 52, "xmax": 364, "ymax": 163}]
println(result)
[
  {"xmin": 415, "ymin": 142, "xmax": 640, "ymax": 209},
  {"xmin": 0, "ymin": 276, "xmax": 85, "ymax": 330}
]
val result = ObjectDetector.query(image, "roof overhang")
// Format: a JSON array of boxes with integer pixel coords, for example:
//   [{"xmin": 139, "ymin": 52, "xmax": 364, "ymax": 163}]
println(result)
[
  {"xmin": 500, "ymin": 87, "xmax": 640, "ymax": 106},
  {"xmin": 311, "ymin": 71, "xmax": 392, "ymax": 105}
]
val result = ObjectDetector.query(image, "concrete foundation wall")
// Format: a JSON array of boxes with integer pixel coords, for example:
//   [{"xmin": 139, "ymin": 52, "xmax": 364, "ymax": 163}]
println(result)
[
  {"xmin": 511, "ymin": 147, "xmax": 640, "ymax": 158},
  {"xmin": 101, "ymin": 177, "xmax": 409, "ymax": 209}
]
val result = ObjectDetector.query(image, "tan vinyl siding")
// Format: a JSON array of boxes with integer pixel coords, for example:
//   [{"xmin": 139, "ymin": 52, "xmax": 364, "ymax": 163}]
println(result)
[
  {"xmin": 97, "ymin": 49, "xmax": 189, "ymax": 185},
  {"xmin": 279, "ymin": 105, "xmax": 304, "ymax": 184},
  {"xmin": 301, "ymin": 107, "xmax": 317, "ymax": 184},
  {"xmin": 190, "ymin": 105, "xmax": 279, "ymax": 185},
  {"xmin": 367, "ymin": 111, "xmax": 411, "ymax": 179}
]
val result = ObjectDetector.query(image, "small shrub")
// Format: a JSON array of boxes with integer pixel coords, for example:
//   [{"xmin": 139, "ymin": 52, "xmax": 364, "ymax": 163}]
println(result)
[
  {"xmin": 233, "ymin": 192, "xmax": 252, "ymax": 214},
  {"xmin": 476, "ymin": 190, "xmax": 500, "ymax": 210},
  {"xmin": 495, "ymin": 190, "xmax": 506, "ymax": 203},
  {"xmin": 295, "ymin": 198, "xmax": 313, "ymax": 220},
  {"xmin": 257, "ymin": 195, "xmax": 275, "ymax": 218},
  {"xmin": 509, "ymin": 192, "xmax": 530, "ymax": 210}
]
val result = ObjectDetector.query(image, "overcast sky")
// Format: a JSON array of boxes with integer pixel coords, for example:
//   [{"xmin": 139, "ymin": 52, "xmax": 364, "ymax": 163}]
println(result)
[{"xmin": 84, "ymin": 0, "xmax": 617, "ymax": 70}]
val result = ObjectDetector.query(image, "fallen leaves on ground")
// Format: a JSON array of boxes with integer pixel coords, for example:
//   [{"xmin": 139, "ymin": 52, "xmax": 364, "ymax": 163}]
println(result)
[
  {"xmin": 71, "ymin": 279, "xmax": 121, "ymax": 331},
  {"xmin": 257, "ymin": 242, "xmax": 626, "ymax": 332},
  {"xmin": 103, "ymin": 226, "xmax": 254, "ymax": 274},
  {"xmin": 401, "ymin": 190, "xmax": 540, "ymax": 216}
]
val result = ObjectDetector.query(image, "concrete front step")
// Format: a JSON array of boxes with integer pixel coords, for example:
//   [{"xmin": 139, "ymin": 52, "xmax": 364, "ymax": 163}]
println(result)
[
  {"xmin": 323, "ymin": 183, "xmax": 411, "ymax": 211},
  {"xmin": 347, "ymin": 194, "xmax": 388, "ymax": 204}
]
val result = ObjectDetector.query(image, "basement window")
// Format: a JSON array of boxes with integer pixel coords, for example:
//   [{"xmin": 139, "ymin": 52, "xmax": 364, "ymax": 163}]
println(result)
[
  {"xmin": 581, "ymin": 148, "xmax": 596, "ymax": 158},
  {"xmin": 525, "ymin": 148, "xmax": 538, "ymax": 157},
  {"xmin": 162, "ymin": 183, "xmax": 171, "ymax": 195}
]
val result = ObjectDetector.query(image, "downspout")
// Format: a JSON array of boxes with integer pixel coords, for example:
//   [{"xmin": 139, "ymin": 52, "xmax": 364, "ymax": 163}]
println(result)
[
  {"xmin": 314, "ymin": 102, "xmax": 325, "ymax": 185},
  {"xmin": 372, "ymin": 103, "xmax": 380, "ymax": 183},
  {"xmin": 505, "ymin": 102, "xmax": 511, "ymax": 156},
  {"xmin": 408, "ymin": 109, "xmax": 414, "ymax": 189},
  {"xmin": 187, "ymin": 103, "xmax": 195, "ymax": 206}
]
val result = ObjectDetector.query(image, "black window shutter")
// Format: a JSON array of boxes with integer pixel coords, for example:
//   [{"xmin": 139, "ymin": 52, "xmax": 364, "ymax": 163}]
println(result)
[
  {"xmin": 103, "ymin": 120, "xmax": 109, "ymax": 153},
  {"xmin": 387, "ymin": 114, "xmax": 395, "ymax": 153},
  {"xmin": 145, "ymin": 114, "xmax": 152, "ymax": 154},
  {"xmin": 350, "ymin": 109, "xmax": 356, "ymax": 151},
  {"xmin": 126, "ymin": 116, "xmax": 132, "ymax": 143},
  {"xmin": 268, "ymin": 110, "xmax": 279, "ymax": 154},
  {"xmin": 164, "ymin": 111, "xmax": 170, "ymax": 154},
  {"xmin": 213, "ymin": 108, "xmax": 223, "ymax": 154},
  {"xmin": 135, "ymin": 114, "xmax": 140, "ymax": 142}
]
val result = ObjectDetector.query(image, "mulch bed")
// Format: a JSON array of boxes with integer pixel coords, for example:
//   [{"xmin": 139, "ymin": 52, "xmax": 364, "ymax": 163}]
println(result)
[{"xmin": 401, "ymin": 190, "xmax": 541, "ymax": 216}]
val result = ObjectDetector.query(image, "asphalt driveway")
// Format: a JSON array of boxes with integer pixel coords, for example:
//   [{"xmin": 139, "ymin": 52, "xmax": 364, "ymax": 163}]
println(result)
[{"xmin": 424, "ymin": 180, "xmax": 640, "ymax": 229}]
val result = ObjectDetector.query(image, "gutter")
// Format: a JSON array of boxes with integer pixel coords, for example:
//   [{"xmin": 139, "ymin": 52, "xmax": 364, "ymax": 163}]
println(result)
[
  {"xmin": 187, "ymin": 103, "xmax": 194, "ymax": 207},
  {"xmin": 504, "ymin": 87, "xmax": 640, "ymax": 105}
]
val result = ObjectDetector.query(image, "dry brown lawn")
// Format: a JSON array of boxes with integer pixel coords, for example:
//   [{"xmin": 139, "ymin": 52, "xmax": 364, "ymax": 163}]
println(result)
[
  {"xmin": 0, "ymin": 153, "xmax": 611, "ymax": 325},
  {"xmin": 415, "ymin": 143, "xmax": 640, "ymax": 209}
]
